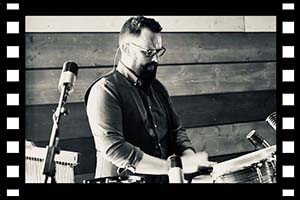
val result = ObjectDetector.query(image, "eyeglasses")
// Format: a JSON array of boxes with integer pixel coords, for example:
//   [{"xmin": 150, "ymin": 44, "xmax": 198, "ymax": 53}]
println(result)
[{"xmin": 129, "ymin": 42, "xmax": 166, "ymax": 57}]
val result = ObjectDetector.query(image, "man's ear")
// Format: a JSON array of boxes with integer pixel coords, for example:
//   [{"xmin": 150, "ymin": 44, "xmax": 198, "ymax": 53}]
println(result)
[{"xmin": 121, "ymin": 43, "xmax": 130, "ymax": 56}]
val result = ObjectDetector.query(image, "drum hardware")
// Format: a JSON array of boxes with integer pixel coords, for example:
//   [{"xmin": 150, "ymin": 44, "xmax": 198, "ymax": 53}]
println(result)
[
  {"xmin": 252, "ymin": 162, "xmax": 263, "ymax": 183},
  {"xmin": 83, "ymin": 175, "xmax": 145, "ymax": 184},
  {"xmin": 246, "ymin": 129, "xmax": 276, "ymax": 182},
  {"xmin": 269, "ymin": 153, "xmax": 277, "ymax": 182},
  {"xmin": 246, "ymin": 112, "xmax": 277, "ymax": 182}
]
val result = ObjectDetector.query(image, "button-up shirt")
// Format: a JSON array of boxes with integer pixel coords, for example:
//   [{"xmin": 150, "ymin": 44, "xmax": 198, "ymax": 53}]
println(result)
[{"xmin": 85, "ymin": 62, "xmax": 195, "ymax": 183}]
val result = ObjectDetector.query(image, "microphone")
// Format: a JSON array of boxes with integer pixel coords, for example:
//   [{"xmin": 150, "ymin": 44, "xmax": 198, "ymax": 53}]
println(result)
[
  {"xmin": 247, "ymin": 130, "xmax": 271, "ymax": 149},
  {"xmin": 167, "ymin": 155, "xmax": 184, "ymax": 183},
  {"xmin": 266, "ymin": 112, "xmax": 276, "ymax": 131},
  {"xmin": 58, "ymin": 61, "xmax": 78, "ymax": 94},
  {"xmin": 43, "ymin": 61, "xmax": 78, "ymax": 184}
]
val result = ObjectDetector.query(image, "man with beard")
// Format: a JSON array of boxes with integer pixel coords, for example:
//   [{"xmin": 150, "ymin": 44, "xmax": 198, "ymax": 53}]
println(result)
[{"xmin": 84, "ymin": 16, "xmax": 212, "ymax": 183}]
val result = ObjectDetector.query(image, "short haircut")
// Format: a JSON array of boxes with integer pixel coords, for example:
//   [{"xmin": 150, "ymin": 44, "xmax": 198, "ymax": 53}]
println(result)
[{"xmin": 119, "ymin": 16, "xmax": 162, "ymax": 44}]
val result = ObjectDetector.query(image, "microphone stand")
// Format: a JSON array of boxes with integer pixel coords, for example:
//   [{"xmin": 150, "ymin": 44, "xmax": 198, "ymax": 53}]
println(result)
[{"xmin": 42, "ymin": 84, "xmax": 70, "ymax": 184}]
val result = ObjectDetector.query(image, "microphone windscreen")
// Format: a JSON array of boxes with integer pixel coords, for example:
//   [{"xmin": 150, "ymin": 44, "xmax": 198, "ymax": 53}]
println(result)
[
  {"xmin": 266, "ymin": 112, "xmax": 276, "ymax": 131},
  {"xmin": 247, "ymin": 130, "xmax": 270, "ymax": 149},
  {"xmin": 58, "ymin": 61, "xmax": 78, "ymax": 93}
]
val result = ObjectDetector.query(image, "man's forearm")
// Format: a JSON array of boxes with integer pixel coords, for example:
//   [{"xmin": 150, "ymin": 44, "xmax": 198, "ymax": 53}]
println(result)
[
  {"xmin": 135, "ymin": 153, "xmax": 169, "ymax": 175},
  {"xmin": 181, "ymin": 148, "xmax": 195, "ymax": 156}
]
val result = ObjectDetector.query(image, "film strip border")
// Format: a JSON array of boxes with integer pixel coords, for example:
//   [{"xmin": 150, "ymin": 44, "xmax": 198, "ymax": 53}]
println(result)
[
  {"xmin": 0, "ymin": 1, "xmax": 296, "ymax": 199},
  {"xmin": 279, "ymin": 1, "xmax": 296, "ymax": 198},
  {"xmin": 0, "ymin": 1, "xmax": 23, "ymax": 198}
]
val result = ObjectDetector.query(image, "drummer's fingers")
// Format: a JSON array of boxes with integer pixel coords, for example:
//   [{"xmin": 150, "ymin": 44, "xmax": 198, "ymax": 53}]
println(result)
[
  {"xmin": 196, "ymin": 161, "xmax": 216, "ymax": 169},
  {"xmin": 198, "ymin": 162, "xmax": 213, "ymax": 167},
  {"xmin": 194, "ymin": 151, "xmax": 208, "ymax": 160},
  {"xmin": 199, "ymin": 151, "xmax": 208, "ymax": 157}
]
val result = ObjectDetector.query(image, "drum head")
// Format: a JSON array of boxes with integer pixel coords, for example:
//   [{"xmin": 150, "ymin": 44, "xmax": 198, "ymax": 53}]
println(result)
[{"xmin": 212, "ymin": 145, "xmax": 276, "ymax": 178}]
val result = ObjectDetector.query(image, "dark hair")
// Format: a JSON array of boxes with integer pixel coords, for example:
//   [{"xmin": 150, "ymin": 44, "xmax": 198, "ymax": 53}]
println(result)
[{"xmin": 119, "ymin": 16, "xmax": 162, "ymax": 42}]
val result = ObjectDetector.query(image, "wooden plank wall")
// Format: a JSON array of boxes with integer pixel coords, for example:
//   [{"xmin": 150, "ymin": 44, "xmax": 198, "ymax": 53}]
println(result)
[
  {"xmin": 25, "ymin": 17, "xmax": 276, "ymax": 181},
  {"xmin": 25, "ymin": 16, "xmax": 276, "ymax": 32}
]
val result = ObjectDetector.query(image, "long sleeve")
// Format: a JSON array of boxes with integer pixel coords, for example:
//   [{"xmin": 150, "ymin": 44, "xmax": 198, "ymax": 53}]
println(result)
[
  {"xmin": 169, "ymin": 98, "xmax": 196, "ymax": 155},
  {"xmin": 158, "ymin": 82, "xmax": 196, "ymax": 155},
  {"xmin": 86, "ymin": 78, "xmax": 143, "ymax": 169}
]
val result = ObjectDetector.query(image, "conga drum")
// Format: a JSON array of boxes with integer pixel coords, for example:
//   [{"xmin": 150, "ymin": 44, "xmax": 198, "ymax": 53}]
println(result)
[{"xmin": 211, "ymin": 145, "xmax": 276, "ymax": 183}]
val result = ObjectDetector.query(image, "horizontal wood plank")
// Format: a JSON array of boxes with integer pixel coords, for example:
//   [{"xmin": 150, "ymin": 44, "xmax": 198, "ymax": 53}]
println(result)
[
  {"xmin": 244, "ymin": 16, "xmax": 277, "ymax": 32},
  {"xmin": 26, "ymin": 16, "xmax": 246, "ymax": 32},
  {"xmin": 25, "ymin": 33, "xmax": 276, "ymax": 69},
  {"xmin": 158, "ymin": 62, "xmax": 276, "ymax": 97},
  {"xmin": 31, "ymin": 120, "xmax": 276, "ymax": 175},
  {"xmin": 186, "ymin": 121, "xmax": 276, "ymax": 157},
  {"xmin": 26, "ymin": 16, "xmax": 276, "ymax": 33},
  {"xmin": 172, "ymin": 90, "xmax": 276, "ymax": 128},
  {"xmin": 25, "ymin": 90, "xmax": 276, "ymax": 142},
  {"xmin": 25, "ymin": 16, "xmax": 248, "ymax": 32},
  {"xmin": 25, "ymin": 62, "xmax": 276, "ymax": 105},
  {"xmin": 26, "ymin": 103, "xmax": 92, "ymax": 142}
]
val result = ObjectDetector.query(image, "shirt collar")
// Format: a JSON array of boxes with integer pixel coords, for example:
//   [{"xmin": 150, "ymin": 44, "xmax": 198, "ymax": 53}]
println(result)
[{"xmin": 116, "ymin": 61, "xmax": 143, "ymax": 88}]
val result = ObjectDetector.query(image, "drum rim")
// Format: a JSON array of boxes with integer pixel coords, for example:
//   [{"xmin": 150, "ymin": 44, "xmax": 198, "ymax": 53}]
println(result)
[{"xmin": 212, "ymin": 145, "xmax": 276, "ymax": 177}]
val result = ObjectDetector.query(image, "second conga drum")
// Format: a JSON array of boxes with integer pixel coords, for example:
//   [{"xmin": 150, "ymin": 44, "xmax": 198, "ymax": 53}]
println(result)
[{"xmin": 211, "ymin": 145, "xmax": 276, "ymax": 183}]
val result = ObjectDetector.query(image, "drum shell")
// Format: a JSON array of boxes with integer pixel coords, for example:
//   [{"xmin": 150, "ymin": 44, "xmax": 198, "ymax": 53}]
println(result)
[{"xmin": 212, "ymin": 160, "xmax": 276, "ymax": 183}]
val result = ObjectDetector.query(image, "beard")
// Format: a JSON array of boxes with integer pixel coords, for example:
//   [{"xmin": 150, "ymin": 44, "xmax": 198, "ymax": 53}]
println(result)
[{"xmin": 138, "ymin": 61, "xmax": 158, "ymax": 84}]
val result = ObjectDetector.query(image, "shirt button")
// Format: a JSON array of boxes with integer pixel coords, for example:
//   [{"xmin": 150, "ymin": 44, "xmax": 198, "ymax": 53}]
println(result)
[
  {"xmin": 154, "ymin": 124, "xmax": 158, "ymax": 128},
  {"xmin": 149, "ymin": 106, "xmax": 152, "ymax": 110}
]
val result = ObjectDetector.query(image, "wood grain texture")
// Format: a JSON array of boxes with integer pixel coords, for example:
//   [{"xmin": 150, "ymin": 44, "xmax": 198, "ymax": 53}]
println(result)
[
  {"xmin": 25, "ymin": 62, "xmax": 276, "ymax": 105},
  {"xmin": 32, "ymin": 120, "xmax": 275, "ymax": 175},
  {"xmin": 25, "ymin": 33, "xmax": 276, "ymax": 69},
  {"xmin": 158, "ymin": 62, "xmax": 276, "ymax": 97},
  {"xmin": 26, "ymin": 16, "xmax": 246, "ymax": 32},
  {"xmin": 25, "ymin": 90, "xmax": 276, "ymax": 142},
  {"xmin": 244, "ymin": 16, "xmax": 276, "ymax": 32},
  {"xmin": 25, "ymin": 67, "xmax": 111, "ymax": 105},
  {"xmin": 172, "ymin": 90, "xmax": 276, "ymax": 128},
  {"xmin": 186, "ymin": 121, "xmax": 276, "ymax": 157},
  {"xmin": 25, "ymin": 16, "xmax": 276, "ymax": 33}
]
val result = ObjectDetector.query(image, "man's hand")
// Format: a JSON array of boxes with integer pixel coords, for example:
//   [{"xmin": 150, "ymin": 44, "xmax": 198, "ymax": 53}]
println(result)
[{"xmin": 181, "ymin": 151, "xmax": 216, "ymax": 174}]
